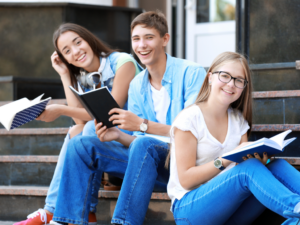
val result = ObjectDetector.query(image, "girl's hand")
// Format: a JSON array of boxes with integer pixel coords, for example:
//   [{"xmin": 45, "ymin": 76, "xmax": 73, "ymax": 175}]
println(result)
[
  {"xmin": 95, "ymin": 120, "xmax": 121, "ymax": 142},
  {"xmin": 36, "ymin": 104, "xmax": 63, "ymax": 122},
  {"xmin": 51, "ymin": 51, "xmax": 70, "ymax": 77},
  {"xmin": 243, "ymin": 152, "xmax": 269, "ymax": 165}
]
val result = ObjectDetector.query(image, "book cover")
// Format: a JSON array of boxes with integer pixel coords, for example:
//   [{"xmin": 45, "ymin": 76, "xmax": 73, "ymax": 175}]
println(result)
[
  {"xmin": 0, "ymin": 94, "xmax": 51, "ymax": 131},
  {"xmin": 222, "ymin": 130, "xmax": 296, "ymax": 163},
  {"xmin": 69, "ymin": 86, "xmax": 120, "ymax": 128}
]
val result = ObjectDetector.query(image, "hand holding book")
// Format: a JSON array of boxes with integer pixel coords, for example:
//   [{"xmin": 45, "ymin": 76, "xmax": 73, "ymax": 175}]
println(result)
[{"xmin": 222, "ymin": 130, "xmax": 296, "ymax": 163}]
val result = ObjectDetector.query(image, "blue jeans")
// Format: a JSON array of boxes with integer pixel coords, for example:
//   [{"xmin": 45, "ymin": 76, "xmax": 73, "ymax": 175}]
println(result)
[
  {"xmin": 172, "ymin": 158, "xmax": 300, "ymax": 225},
  {"xmin": 44, "ymin": 120, "xmax": 97, "ymax": 214},
  {"xmin": 53, "ymin": 136, "xmax": 169, "ymax": 225}
]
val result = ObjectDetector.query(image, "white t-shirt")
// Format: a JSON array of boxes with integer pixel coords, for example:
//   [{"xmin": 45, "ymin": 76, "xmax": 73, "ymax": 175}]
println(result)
[
  {"xmin": 150, "ymin": 85, "xmax": 170, "ymax": 125},
  {"xmin": 167, "ymin": 104, "xmax": 250, "ymax": 208}
]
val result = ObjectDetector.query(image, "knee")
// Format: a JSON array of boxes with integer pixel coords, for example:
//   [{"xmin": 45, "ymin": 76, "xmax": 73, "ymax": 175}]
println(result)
[
  {"xmin": 129, "ymin": 136, "xmax": 159, "ymax": 159},
  {"xmin": 238, "ymin": 158, "xmax": 266, "ymax": 172},
  {"xmin": 82, "ymin": 120, "xmax": 96, "ymax": 136},
  {"xmin": 69, "ymin": 124, "xmax": 84, "ymax": 139},
  {"xmin": 267, "ymin": 158, "xmax": 289, "ymax": 170}
]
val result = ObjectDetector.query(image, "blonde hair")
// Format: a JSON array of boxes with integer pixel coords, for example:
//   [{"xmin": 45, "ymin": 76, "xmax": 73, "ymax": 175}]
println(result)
[{"xmin": 165, "ymin": 52, "xmax": 253, "ymax": 168}]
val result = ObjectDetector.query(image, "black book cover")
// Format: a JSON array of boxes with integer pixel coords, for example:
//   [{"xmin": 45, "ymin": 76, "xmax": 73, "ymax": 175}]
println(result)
[{"xmin": 69, "ymin": 86, "xmax": 120, "ymax": 128}]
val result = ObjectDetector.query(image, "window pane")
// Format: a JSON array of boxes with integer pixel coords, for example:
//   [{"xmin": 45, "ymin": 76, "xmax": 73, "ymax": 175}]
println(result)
[{"xmin": 196, "ymin": 0, "xmax": 235, "ymax": 23}]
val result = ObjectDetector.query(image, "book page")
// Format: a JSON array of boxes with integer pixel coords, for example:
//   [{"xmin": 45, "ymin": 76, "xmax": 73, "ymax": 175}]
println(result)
[
  {"xmin": 269, "ymin": 130, "xmax": 292, "ymax": 149},
  {"xmin": 0, "ymin": 98, "xmax": 30, "ymax": 130},
  {"xmin": 30, "ymin": 94, "xmax": 44, "ymax": 105},
  {"xmin": 283, "ymin": 137, "xmax": 297, "ymax": 148}
]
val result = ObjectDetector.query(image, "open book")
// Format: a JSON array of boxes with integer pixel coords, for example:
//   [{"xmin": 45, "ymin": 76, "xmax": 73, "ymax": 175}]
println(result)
[
  {"xmin": 222, "ymin": 130, "xmax": 296, "ymax": 163},
  {"xmin": 69, "ymin": 86, "xmax": 120, "ymax": 128},
  {"xmin": 0, "ymin": 94, "xmax": 51, "ymax": 131}
]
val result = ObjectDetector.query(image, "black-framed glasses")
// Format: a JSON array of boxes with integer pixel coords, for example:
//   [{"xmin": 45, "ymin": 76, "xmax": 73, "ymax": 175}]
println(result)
[{"xmin": 212, "ymin": 71, "xmax": 248, "ymax": 89}]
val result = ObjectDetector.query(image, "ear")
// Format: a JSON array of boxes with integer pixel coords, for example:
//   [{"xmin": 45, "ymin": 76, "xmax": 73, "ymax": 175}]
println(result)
[
  {"xmin": 208, "ymin": 72, "xmax": 213, "ymax": 84},
  {"xmin": 162, "ymin": 33, "xmax": 170, "ymax": 47}
]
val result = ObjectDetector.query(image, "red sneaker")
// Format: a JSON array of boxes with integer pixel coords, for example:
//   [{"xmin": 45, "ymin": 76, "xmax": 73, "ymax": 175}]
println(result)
[
  {"xmin": 88, "ymin": 212, "xmax": 97, "ymax": 225},
  {"xmin": 13, "ymin": 209, "xmax": 53, "ymax": 225}
]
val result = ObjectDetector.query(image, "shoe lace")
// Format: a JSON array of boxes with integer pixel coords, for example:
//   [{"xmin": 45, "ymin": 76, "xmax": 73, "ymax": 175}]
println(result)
[{"xmin": 27, "ymin": 209, "xmax": 47, "ymax": 224}]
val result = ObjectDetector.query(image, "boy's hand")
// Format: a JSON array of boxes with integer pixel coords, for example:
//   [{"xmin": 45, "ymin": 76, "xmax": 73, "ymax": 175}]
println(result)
[
  {"xmin": 94, "ymin": 120, "xmax": 120, "ymax": 142},
  {"xmin": 108, "ymin": 108, "xmax": 143, "ymax": 131},
  {"xmin": 36, "ymin": 104, "xmax": 62, "ymax": 122}
]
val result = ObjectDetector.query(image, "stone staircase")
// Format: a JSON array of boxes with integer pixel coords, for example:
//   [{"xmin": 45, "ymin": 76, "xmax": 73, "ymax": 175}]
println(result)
[{"xmin": 0, "ymin": 92, "xmax": 300, "ymax": 225}]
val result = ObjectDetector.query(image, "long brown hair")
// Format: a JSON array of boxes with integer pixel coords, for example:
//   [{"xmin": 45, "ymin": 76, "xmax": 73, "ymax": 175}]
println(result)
[
  {"xmin": 53, "ymin": 23, "xmax": 116, "ymax": 89},
  {"xmin": 165, "ymin": 52, "xmax": 253, "ymax": 168}
]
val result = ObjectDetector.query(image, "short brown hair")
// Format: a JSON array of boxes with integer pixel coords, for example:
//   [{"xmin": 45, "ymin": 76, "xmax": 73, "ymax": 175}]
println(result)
[{"xmin": 131, "ymin": 11, "xmax": 168, "ymax": 37}]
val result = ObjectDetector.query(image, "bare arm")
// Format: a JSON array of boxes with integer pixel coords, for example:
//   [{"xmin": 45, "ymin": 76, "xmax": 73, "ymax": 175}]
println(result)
[{"xmin": 175, "ymin": 130, "xmax": 248, "ymax": 190}]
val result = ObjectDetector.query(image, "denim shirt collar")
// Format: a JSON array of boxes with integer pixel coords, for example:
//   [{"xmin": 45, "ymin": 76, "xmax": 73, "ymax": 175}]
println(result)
[
  {"xmin": 100, "ymin": 56, "xmax": 115, "ymax": 84},
  {"xmin": 140, "ymin": 53, "xmax": 173, "ymax": 95}
]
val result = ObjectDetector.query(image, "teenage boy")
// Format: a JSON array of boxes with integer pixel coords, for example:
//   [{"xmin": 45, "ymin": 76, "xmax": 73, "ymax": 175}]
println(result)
[{"xmin": 51, "ymin": 11, "xmax": 205, "ymax": 225}]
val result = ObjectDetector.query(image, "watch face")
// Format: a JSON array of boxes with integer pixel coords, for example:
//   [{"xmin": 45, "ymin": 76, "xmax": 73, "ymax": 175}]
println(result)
[
  {"xmin": 214, "ymin": 159, "xmax": 222, "ymax": 168},
  {"xmin": 140, "ymin": 123, "xmax": 147, "ymax": 132}
]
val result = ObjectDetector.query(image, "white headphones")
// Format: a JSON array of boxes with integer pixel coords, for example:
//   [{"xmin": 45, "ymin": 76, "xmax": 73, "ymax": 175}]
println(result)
[{"xmin": 77, "ymin": 56, "xmax": 106, "ymax": 90}]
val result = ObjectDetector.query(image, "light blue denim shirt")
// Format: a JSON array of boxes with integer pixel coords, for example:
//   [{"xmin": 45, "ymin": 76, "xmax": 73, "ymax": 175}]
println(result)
[{"xmin": 128, "ymin": 53, "xmax": 206, "ymax": 136}]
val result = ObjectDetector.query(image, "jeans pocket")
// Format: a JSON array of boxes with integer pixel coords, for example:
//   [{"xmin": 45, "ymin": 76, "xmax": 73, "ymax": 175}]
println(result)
[{"xmin": 175, "ymin": 218, "xmax": 192, "ymax": 225}]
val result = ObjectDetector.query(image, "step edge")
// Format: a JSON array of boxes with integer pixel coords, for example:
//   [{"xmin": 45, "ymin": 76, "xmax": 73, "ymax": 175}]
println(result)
[
  {"xmin": 0, "ymin": 99, "xmax": 67, "ymax": 107},
  {"xmin": 0, "ymin": 155, "xmax": 58, "ymax": 163},
  {"xmin": 252, "ymin": 124, "xmax": 300, "ymax": 131},
  {"xmin": 0, "ymin": 128, "xmax": 69, "ymax": 135},
  {"xmin": 252, "ymin": 90, "xmax": 300, "ymax": 99},
  {"xmin": 0, "ymin": 186, "xmax": 170, "ymax": 200}
]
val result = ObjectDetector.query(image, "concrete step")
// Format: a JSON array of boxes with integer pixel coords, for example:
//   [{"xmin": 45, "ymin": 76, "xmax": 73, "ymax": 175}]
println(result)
[
  {"xmin": 0, "ymin": 185, "xmax": 288, "ymax": 225},
  {"xmin": 1, "ymin": 124, "xmax": 300, "ymax": 156},
  {"xmin": 252, "ymin": 90, "xmax": 300, "ymax": 124},
  {"xmin": 0, "ymin": 128, "xmax": 67, "ymax": 155},
  {"xmin": 0, "ymin": 99, "xmax": 74, "ymax": 129},
  {"xmin": 0, "ymin": 154, "xmax": 299, "ymax": 187},
  {"xmin": 0, "ymin": 186, "xmax": 174, "ymax": 225},
  {"xmin": 0, "ymin": 156, "xmax": 58, "ymax": 186},
  {"xmin": 252, "ymin": 68, "xmax": 300, "ymax": 92}
]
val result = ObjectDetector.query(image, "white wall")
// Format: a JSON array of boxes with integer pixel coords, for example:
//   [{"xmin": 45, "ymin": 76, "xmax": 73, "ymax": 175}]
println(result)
[{"xmin": 0, "ymin": 0, "xmax": 112, "ymax": 6}]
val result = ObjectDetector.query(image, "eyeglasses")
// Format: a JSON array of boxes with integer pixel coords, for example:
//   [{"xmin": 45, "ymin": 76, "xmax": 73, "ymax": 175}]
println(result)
[{"xmin": 212, "ymin": 71, "xmax": 248, "ymax": 89}]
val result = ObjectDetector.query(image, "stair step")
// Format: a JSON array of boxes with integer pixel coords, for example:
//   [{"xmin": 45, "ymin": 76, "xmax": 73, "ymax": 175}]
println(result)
[
  {"xmin": 252, "ymin": 91, "xmax": 300, "ymax": 124},
  {"xmin": 252, "ymin": 69, "xmax": 300, "ymax": 91},
  {"xmin": 0, "ymin": 128, "xmax": 66, "ymax": 155},
  {"xmin": 1, "ymin": 125, "xmax": 300, "ymax": 156},
  {"xmin": 0, "ymin": 186, "xmax": 173, "ymax": 224}
]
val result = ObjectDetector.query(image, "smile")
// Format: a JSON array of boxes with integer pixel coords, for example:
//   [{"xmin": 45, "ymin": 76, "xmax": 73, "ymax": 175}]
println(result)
[
  {"xmin": 77, "ymin": 53, "xmax": 86, "ymax": 61},
  {"xmin": 139, "ymin": 51, "xmax": 151, "ymax": 56},
  {"xmin": 222, "ymin": 89, "xmax": 234, "ymax": 94}
]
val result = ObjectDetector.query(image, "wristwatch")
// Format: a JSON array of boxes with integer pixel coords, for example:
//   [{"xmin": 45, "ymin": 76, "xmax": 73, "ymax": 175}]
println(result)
[
  {"xmin": 140, "ymin": 119, "xmax": 148, "ymax": 132},
  {"xmin": 214, "ymin": 157, "xmax": 225, "ymax": 171}
]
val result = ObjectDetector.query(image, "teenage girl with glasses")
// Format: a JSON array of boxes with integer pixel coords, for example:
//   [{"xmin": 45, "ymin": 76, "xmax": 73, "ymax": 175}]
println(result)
[
  {"xmin": 14, "ymin": 23, "xmax": 142, "ymax": 225},
  {"xmin": 167, "ymin": 52, "xmax": 300, "ymax": 225}
]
